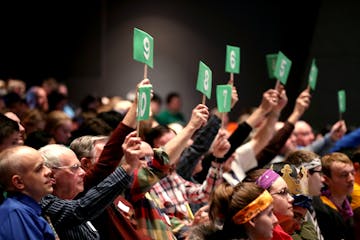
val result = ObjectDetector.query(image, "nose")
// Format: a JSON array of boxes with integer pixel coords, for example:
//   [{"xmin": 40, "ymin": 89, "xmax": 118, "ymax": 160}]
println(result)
[
  {"xmin": 272, "ymin": 212, "xmax": 278, "ymax": 226},
  {"xmin": 44, "ymin": 165, "xmax": 52, "ymax": 177},
  {"xmin": 78, "ymin": 167, "xmax": 86, "ymax": 177},
  {"xmin": 287, "ymin": 193, "xmax": 294, "ymax": 203}
]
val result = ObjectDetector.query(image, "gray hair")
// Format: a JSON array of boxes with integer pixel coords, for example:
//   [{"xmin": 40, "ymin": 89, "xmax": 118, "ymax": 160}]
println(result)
[
  {"xmin": 39, "ymin": 144, "xmax": 73, "ymax": 168},
  {"xmin": 70, "ymin": 135, "xmax": 108, "ymax": 161}
]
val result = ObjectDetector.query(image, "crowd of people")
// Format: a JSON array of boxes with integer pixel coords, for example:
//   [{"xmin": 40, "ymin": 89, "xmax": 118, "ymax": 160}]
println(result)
[{"xmin": 0, "ymin": 76, "xmax": 358, "ymax": 240}]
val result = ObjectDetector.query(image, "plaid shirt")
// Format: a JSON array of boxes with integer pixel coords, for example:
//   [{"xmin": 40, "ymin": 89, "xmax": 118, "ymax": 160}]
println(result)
[
  {"xmin": 127, "ymin": 148, "xmax": 176, "ymax": 240},
  {"xmin": 150, "ymin": 162, "xmax": 223, "ymax": 223}
]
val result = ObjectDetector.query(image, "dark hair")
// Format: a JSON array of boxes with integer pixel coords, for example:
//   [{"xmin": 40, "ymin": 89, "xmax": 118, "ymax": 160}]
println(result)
[
  {"xmin": 24, "ymin": 130, "xmax": 53, "ymax": 149},
  {"xmin": 152, "ymin": 93, "xmax": 162, "ymax": 105},
  {"xmin": 0, "ymin": 114, "xmax": 19, "ymax": 144},
  {"xmin": 71, "ymin": 117, "xmax": 112, "ymax": 140},
  {"xmin": 144, "ymin": 125, "xmax": 174, "ymax": 147},
  {"xmin": 285, "ymin": 150, "xmax": 320, "ymax": 167},
  {"xmin": 166, "ymin": 92, "xmax": 180, "ymax": 104},
  {"xmin": 97, "ymin": 110, "xmax": 124, "ymax": 130}
]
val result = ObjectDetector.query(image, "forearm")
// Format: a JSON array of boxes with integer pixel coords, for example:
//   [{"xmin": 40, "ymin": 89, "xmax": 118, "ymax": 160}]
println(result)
[
  {"xmin": 176, "ymin": 115, "xmax": 221, "ymax": 180},
  {"xmin": 256, "ymin": 121, "xmax": 294, "ymax": 166},
  {"xmin": 164, "ymin": 124, "xmax": 197, "ymax": 165},
  {"xmin": 122, "ymin": 103, "xmax": 137, "ymax": 129},
  {"xmin": 43, "ymin": 167, "xmax": 132, "ymax": 228},
  {"xmin": 252, "ymin": 112, "xmax": 279, "ymax": 155}
]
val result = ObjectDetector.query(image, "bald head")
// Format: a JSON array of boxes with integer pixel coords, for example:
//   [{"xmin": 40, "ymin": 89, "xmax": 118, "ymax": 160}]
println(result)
[
  {"xmin": 0, "ymin": 146, "xmax": 41, "ymax": 190},
  {"xmin": 293, "ymin": 120, "xmax": 315, "ymax": 147}
]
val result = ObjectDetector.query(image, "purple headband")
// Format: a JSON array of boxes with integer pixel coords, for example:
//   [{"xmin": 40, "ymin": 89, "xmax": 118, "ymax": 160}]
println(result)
[{"xmin": 256, "ymin": 169, "xmax": 280, "ymax": 189}]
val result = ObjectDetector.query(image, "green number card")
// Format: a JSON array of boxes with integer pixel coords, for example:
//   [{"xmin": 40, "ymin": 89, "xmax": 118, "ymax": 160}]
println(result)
[
  {"xmin": 274, "ymin": 51, "xmax": 292, "ymax": 85},
  {"xmin": 225, "ymin": 45, "xmax": 240, "ymax": 74},
  {"xmin": 338, "ymin": 90, "xmax": 346, "ymax": 113},
  {"xmin": 216, "ymin": 85, "xmax": 232, "ymax": 113},
  {"xmin": 196, "ymin": 61, "xmax": 212, "ymax": 99},
  {"xmin": 266, "ymin": 53, "xmax": 278, "ymax": 79},
  {"xmin": 133, "ymin": 28, "xmax": 154, "ymax": 68},
  {"xmin": 137, "ymin": 85, "xmax": 152, "ymax": 121},
  {"xmin": 308, "ymin": 59, "xmax": 318, "ymax": 91}
]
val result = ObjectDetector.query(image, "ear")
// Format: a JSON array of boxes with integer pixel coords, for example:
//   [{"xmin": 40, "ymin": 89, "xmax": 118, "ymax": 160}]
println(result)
[
  {"xmin": 80, "ymin": 157, "xmax": 92, "ymax": 171},
  {"xmin": 248, "ymin": 217, "xmax": 257, "ymax": 227},
  {"xmin": 322, "ymin": 174, "xmax": 331, "ymax": 186},
  {"xmin": 11, "ymin": 175, "xmax": 25, "ymax": 190}
]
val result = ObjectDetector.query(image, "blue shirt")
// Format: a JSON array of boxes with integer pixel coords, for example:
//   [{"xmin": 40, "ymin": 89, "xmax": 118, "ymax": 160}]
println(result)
[{"xmin": 0, "ymin": 193, "xmax": 55, "ymax": 240}]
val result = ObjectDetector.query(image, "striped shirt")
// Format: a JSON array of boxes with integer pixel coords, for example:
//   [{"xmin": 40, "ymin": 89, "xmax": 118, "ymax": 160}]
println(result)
[{"xmin": 41, "ymin": 167, "xmax": 132, "ymax": 240}]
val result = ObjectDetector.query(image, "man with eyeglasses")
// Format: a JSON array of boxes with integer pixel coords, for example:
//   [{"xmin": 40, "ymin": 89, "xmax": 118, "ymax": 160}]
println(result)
[{"xmin": 38, "ymin": 143, "xmax": 137, "ymax": 240}]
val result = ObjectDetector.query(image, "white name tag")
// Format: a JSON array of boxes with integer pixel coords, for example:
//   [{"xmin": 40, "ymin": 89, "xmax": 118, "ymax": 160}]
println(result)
[{"xmin": 117, "ymin": 200, "xmax": 130, "ymax": 213}]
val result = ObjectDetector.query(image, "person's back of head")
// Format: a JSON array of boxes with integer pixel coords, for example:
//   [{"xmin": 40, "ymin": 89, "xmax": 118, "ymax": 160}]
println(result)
[
  {"xmin": 22, "ymin": 109, "xmax": 47, "ymax": 135},
  {"xmin": 24, "ymin": 130, "xmax": 54, "ymax": 150},
  {"xmin": 70, "ymin": 135, "xmax": 108, "ymax": 168},
  {"xmin": 97, "ymin": 110, "xmax": 124, "ymax": 130},
  {"xmin": 71, "ymin": 117, "xmax": 112, "ymax": 141},
  {"xmin": 144, "ymin": 125, "xmax": 174, "ymax": 148},
  {"xmin": 285, "ymin": 150, "xmax": 320, "ymax": 168},
  {"xmin": 47, "ymin": 90, "xmax": 67, "ymax": 112}
]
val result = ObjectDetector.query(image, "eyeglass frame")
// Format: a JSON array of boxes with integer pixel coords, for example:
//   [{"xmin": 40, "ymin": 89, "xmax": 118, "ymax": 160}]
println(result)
[
  {"xmin": 51, "ymin": 163, "xmax": 82, "ymax": 173},
  {"xmin": 270, "ymin": 188, "xmax": 291, "ymax": 198}
]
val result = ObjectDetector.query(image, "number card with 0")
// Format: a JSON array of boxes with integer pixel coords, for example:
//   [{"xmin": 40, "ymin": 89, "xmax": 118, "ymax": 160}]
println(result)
[{"xmin": 137, "ymin": 85, "xmax": 152, "ymax": 121}]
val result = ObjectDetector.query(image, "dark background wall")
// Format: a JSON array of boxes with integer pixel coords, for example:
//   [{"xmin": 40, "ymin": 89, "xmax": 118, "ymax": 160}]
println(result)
[{"xmin": 0, "ymin": 0, "xmax": 359, "ymax": 131}]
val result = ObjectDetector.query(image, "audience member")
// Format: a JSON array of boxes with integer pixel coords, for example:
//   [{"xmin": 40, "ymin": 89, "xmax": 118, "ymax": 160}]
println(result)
[
  {"xmin": 188, "ymin": 182, "xmax": 277, "ymax": 240},
  {"xmin": 0, "ymin": 146, "xmax": 56, "ymax": 239},
  {"xmin": 155, "ymin": 92, "xmax": 186, "ymax": 126},
  {"xmin": 313, "ymin": 152, "xmax": 355, "ymax": 239}
]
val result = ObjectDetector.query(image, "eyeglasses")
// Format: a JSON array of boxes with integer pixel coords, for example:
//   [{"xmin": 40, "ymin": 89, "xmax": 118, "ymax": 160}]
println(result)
[
  {"xmin": 308, "ymin": 169, "xmax": 323, "ymax": 176},
  {"xmin": 271, "ymin": 188, "xmax": 291, "ymax": 197},
  {"xmin": 52, "ymin": 163, "xmax": 82, "ymax": 173}
]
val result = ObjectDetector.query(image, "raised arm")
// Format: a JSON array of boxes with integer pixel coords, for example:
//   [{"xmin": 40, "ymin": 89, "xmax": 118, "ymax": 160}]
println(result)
[
  {"xmin": 164, "ymin": 104, "xmax": 209, "ymax": 165},
  {"xmin": 83, "ymin": 78, "xmax": 151, "ymax": 190}
]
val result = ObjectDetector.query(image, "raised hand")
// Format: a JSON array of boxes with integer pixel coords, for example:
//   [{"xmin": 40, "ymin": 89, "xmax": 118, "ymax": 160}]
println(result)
[
  {"xmin": 121, "ymin": 131, "xmax": 142, "ymax": 174},
  {"xmin": 212, "ymin": 129, "xmax": 231, "ymax": 158},
  {"xmin": 330, "ymin": 120, "xmax": 347, "ymax": 141},
  {"xmin": 188, "ymin": 104, "xmax": 209, "ymax": 130}
]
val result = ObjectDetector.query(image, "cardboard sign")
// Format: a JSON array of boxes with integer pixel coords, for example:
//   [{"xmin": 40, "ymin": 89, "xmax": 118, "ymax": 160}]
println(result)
[
  {"xmin": 338, "ymin": 90, "xmax": 346, "ymax": 113},
  {"xmin": 225, "ymin": 45, "xmax": 240, "ymax": 74},
  {"xmin": 308, "ymin": 59, "xmax": 318, "ymax": 91},
  {"xmin": 274, "ymin": 51, "xmax": 292, "ymax": 85},
  {"xmin": 216, "ymin": 85, "xmax": 232, "ymax": 113},
  {"xmin": 137, "ymin": 85, "xmax": 152, "ymax": 121},
  {"xmin": 266, "ymin": 53, "xmax": 278, "ymax": 79},
  {"xmin": 196, "ymin": 61, "xmax": 212, "ymax": 99},
  {"xmin": 133, "ymin": 28, "xmax": 154, "ymax": 68}
]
